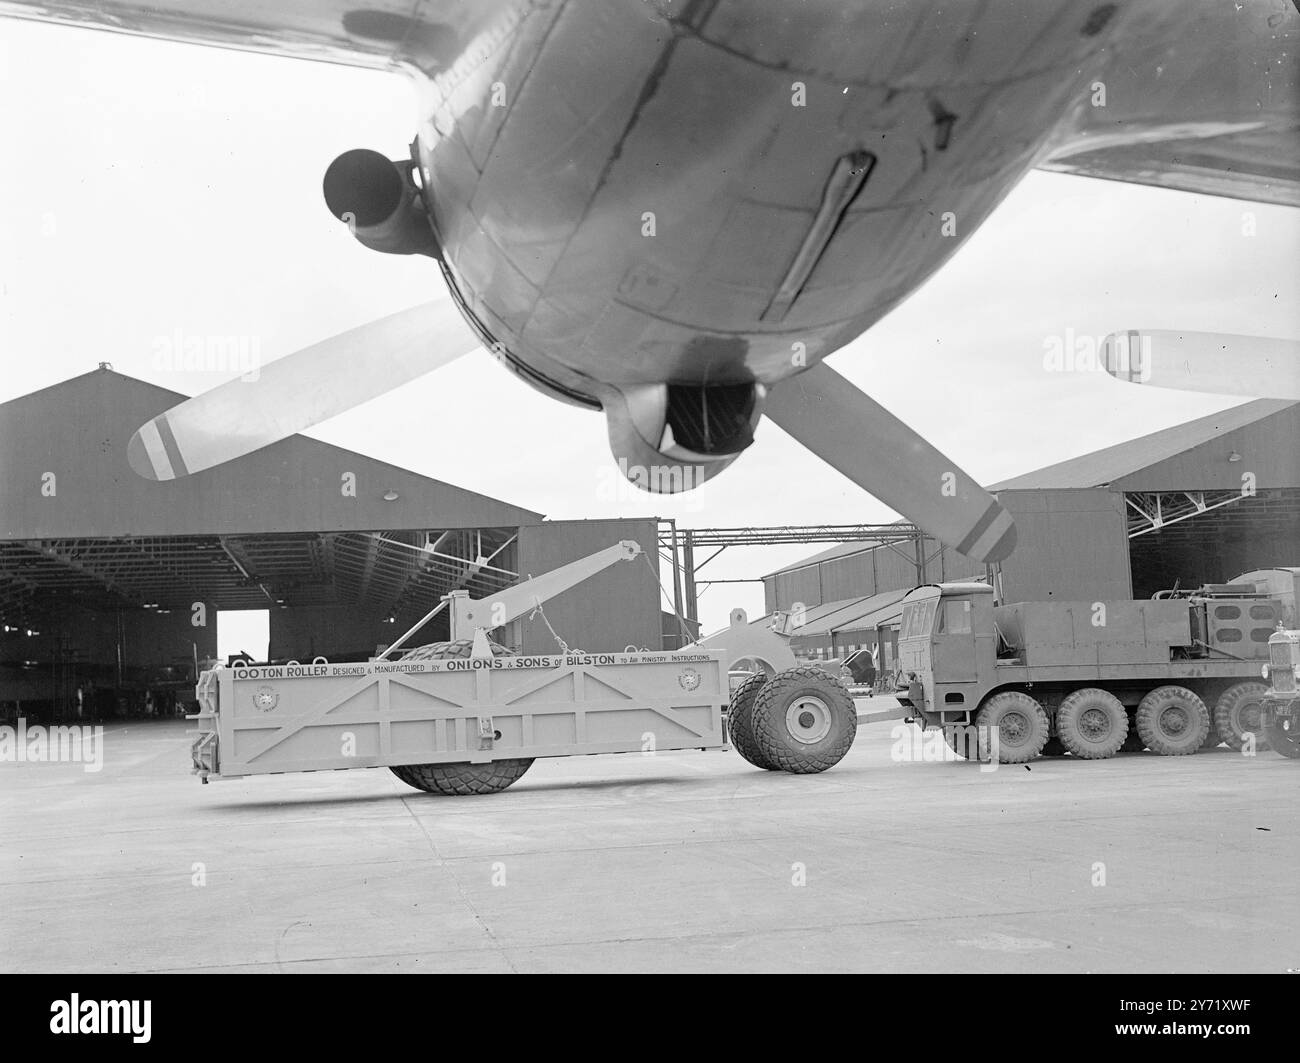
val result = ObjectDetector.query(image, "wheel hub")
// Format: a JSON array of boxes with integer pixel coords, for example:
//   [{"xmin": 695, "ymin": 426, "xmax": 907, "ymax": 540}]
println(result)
[
  {"xmin": 785, "ymin": 696, "xmax": 833, "ymax": 745},
  {"xmin": 1001, "ymin": 710, "xmax": 1029, "ymax": 743},
  {"xmin": 1159, "ymin": 706, "xmax": 1189, "ymax": 736},
  {"xmin": 1079, "ymin": 707, "xmax": 1111, "ymax": 740}
]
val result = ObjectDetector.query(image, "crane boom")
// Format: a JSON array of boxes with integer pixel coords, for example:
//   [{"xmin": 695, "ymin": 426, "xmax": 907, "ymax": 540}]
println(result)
[{"xmin": 447, "ymin": 540, "xmax": 643, "ymax": 643}]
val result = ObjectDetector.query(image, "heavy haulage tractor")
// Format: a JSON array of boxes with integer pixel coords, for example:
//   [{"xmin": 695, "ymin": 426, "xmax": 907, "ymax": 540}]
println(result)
[
  {"xmin": 893, "ymin": 570, "xmax": 1295, "ymax": 763},
  {"xmin": 1261, "ymin": 629, "xmax": 1300, "ymax": 759}
]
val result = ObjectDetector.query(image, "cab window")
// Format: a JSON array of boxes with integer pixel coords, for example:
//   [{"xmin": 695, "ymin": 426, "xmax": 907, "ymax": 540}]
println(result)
[
  {"xmin": 900, "ymin": 598, "xmax": 938, "ymax": 638},
  {"xmin": 941, "ymin": 599, "xmax": 972, "ymax": 635}
]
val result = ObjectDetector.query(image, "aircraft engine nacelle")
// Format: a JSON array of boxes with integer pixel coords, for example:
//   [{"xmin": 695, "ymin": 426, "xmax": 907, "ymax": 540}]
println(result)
[
  {"xmin": 323, "ymin": 148, "xmax": 438, "ymax": 257},
  {"xmin": 603, "ymin": 381, "xmax": 765, "ymax": 494}
]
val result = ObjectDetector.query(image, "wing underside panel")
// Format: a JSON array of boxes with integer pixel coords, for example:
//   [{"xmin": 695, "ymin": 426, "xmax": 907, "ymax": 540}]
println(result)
[
  {"xmin": 0, "ymin": 0, "xmax": 500, "ymax": 74},
  {"xmin": 1040, "ymin": 127, "xmax": 1300, "ymax": 208},
  {"xmin": 1039, "ymin": 0, "xmax": 1300, "ymax": 206}
]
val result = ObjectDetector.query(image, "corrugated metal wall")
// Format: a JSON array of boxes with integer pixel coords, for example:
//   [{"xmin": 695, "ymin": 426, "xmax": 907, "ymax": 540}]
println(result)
[
  {"xmin": 765, "ymin": 488, "xmax": 1132, "ymax": 612},
  {"xmin": 1112, "ymin": 404, "xmax": 1300, "ymax": 491},
  {"xmin": 516, "ymin": 519, "xmax": 662, "ymax": 654},
  {"xmin": 997, "ymin": 489, "xmax": 1131, "ymax": 602},
  {"xmin": 765, "ymin": 536, "xmax": 981, "ymax": 613}
]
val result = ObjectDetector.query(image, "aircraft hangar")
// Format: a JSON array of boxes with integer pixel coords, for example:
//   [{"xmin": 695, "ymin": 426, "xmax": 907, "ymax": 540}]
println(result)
[
  {"xmin": 0, "ymin": 367, "xmax": 666, "ymax": 720},
  {"xmin": 764, "ymin": 399, "xmax": 1300, "ymax": 664}
]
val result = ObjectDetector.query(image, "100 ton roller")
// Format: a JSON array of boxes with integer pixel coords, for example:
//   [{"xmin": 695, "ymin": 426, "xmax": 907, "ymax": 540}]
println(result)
[{"xmin": 191, "ymin": 540, "xmax": 859, "ymax": 793}]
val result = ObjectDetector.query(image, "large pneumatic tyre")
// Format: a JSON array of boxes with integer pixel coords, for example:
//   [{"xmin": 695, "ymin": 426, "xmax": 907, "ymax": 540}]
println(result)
[
  {"xmin": 1056, "ymin": 688, "xmax": 1127, "ymax": 759},
  {"xmin": 392, "ymin": 759, "xmax": 534, "ymax": 795},
  {"xmin": 1214, "ymin": 682, "xmax": 1272, "ymax": 751},
  {"xmin": 1135, "ymin": 685, "xmax": 1209, "ymax": 756},
  {"xmin": 975, "ymin": 691, "xmax": 1049, "ymax": 763},
  {"xmin": 728, "ymin": 672, "xmax": 779, "ymax": 771},
  {"xmin": 389, "ymin": 639, "xmax": 534, "ymax": 795},
  {"xmin": 750, "ymin": 666, "xmax": 857, "ymax": 774},
  {"xmin": 1262, "ymin": 703, "xmax": 1300, "ymax": 759}
]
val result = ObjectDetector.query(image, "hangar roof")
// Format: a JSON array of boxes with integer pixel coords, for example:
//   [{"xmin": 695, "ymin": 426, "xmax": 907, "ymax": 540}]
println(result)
[
  {"xmin": 0, "ymin": 368, "xmax": 541, "ymax": 621},
  {"xmin": 762, "ymin": 538, "xmax": 887, "ymax": 576},
  {"xmin": 0, "ymin": 367, "xmax": 542, "ymax": 539},
  {"xmin": 785, "ymin": 588, "xmax": 909, "ymax": 637},
  {"xmin": 989, "ymin": 399, "xmax": 1298, "ymax": 491},
  {"xmin": 741, "ymin": 588, "xmax": 910, "ymax": 640}
]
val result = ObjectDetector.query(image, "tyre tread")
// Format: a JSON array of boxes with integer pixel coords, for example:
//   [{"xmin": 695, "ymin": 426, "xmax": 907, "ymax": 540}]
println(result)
[
  {"xmin": 389, "ymin": 639, "xmax": 534, "ymax": 795},
  {"xmin": 975, "ymin": 691, "xmax": 1049, "ymax": 763},
  {"xmin": 751, "ymin": 666, "xmax": 856, "ymax": 774},
  {"xmin": 1056, "ymin": 687, "xmax": 1127, "ymax": 760},
  {"xmin": 728, "ymin": 672, "xmax": 778, "ymax": 770},
  {"xmin": 1136, "ymin": 685, "xmax": 1209, "ymax": 756},
  {"xmin": 1213, "ymin": 681, "xmax": 1271, "ymax": 751}
]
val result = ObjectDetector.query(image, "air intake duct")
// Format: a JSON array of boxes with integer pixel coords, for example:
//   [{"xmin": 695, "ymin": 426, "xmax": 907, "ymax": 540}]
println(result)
[{"xmin": 603, "ymin": 381, "xmax": 764, "ymax": 494}]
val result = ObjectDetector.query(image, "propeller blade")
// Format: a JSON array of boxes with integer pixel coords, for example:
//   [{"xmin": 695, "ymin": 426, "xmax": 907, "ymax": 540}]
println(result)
[
  {"xmin": 764, "ymin": 362, "xmax": 1017, "ymax": 563},
  {"xmin": 1102, "ymin": 330, "xmax": 1300, "ymax": 399},
  {"xmin": 128, "ymin": 301, "xmax": 479, "ymax": 479}
]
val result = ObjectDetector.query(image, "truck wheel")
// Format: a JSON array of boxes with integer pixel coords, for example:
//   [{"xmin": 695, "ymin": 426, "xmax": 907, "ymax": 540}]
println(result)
[
  {"xmin": 1056, "ymin": 688, "xmax": 1127, "ymax": 759},
  {"xmin": 1214, "ymin": 682, "xmax": 1271, "ymax": 751},
  {"xmin": 1136, "ymin": 685, "xmax": 1209, "ymax": 756},
  {"xmin": 728, "ymin": 672, "xmax": 778, "ymax": 770},
  {"xmin": 975, "ymin": 691, "xmax": 1049, "ymax": 763},
  {"xmin": 1262, "ymin": 703, "xmax": 1300, "ymax": 759},
  {"xmin": 750, "ymin": 666, "xmax": 857, "ymax": 774},
  {"xmin": 389, "ymin": 639, "xmax": 534, "ymax": 795}
]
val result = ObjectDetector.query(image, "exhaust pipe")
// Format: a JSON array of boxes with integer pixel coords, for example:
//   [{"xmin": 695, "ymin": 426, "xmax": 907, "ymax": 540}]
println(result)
[{"xmin": 323, "ymin": 148, "xmax": 438, "ymax": 257}]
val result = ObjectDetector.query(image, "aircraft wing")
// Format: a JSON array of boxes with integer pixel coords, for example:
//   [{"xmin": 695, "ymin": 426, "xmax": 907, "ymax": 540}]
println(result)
[
  {"xmin": 0, "ymin": 0, "xmax": 508, "ymax": 74},
  {"xmin": 1039, "ymin": 0, "xmax": 1300, "ymax": 207}
]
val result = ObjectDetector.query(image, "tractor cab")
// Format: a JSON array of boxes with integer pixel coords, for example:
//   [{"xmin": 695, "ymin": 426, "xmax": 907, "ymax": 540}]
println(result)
[{"xmin": 895, "ymin": 583, "xmax": 996, "ymax": 724}]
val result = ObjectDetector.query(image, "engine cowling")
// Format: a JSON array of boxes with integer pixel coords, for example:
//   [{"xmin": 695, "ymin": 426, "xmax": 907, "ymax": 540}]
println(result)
[
  {"xmin": 323, "ymin": 148, "xmax": 438, "ymax": 257},
  {"xmin": 603, "ymin": 381, "xmax": 765, "ymax": 493}
]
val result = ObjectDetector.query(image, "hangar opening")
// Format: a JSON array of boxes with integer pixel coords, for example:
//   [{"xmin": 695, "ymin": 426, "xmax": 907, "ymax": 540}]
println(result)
[
  {"xmin": 0, "ymin": 368, "xmax": 672, "ymax": 722},
  {"xmin": 989, "ymin": 398, "xmax": 1300, "ymax": 600}
]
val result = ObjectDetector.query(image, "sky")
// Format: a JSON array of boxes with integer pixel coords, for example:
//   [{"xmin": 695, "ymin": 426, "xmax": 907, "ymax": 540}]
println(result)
[{"xmin": 2, "ymin": 19, "xmax": 1297, "ymax": 635}]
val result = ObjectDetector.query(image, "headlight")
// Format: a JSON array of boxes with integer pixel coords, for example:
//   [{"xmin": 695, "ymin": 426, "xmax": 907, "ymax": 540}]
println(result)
[{"xmin": 1262, "ymin": 663, "xmax": 1270, "ymax": 679}]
